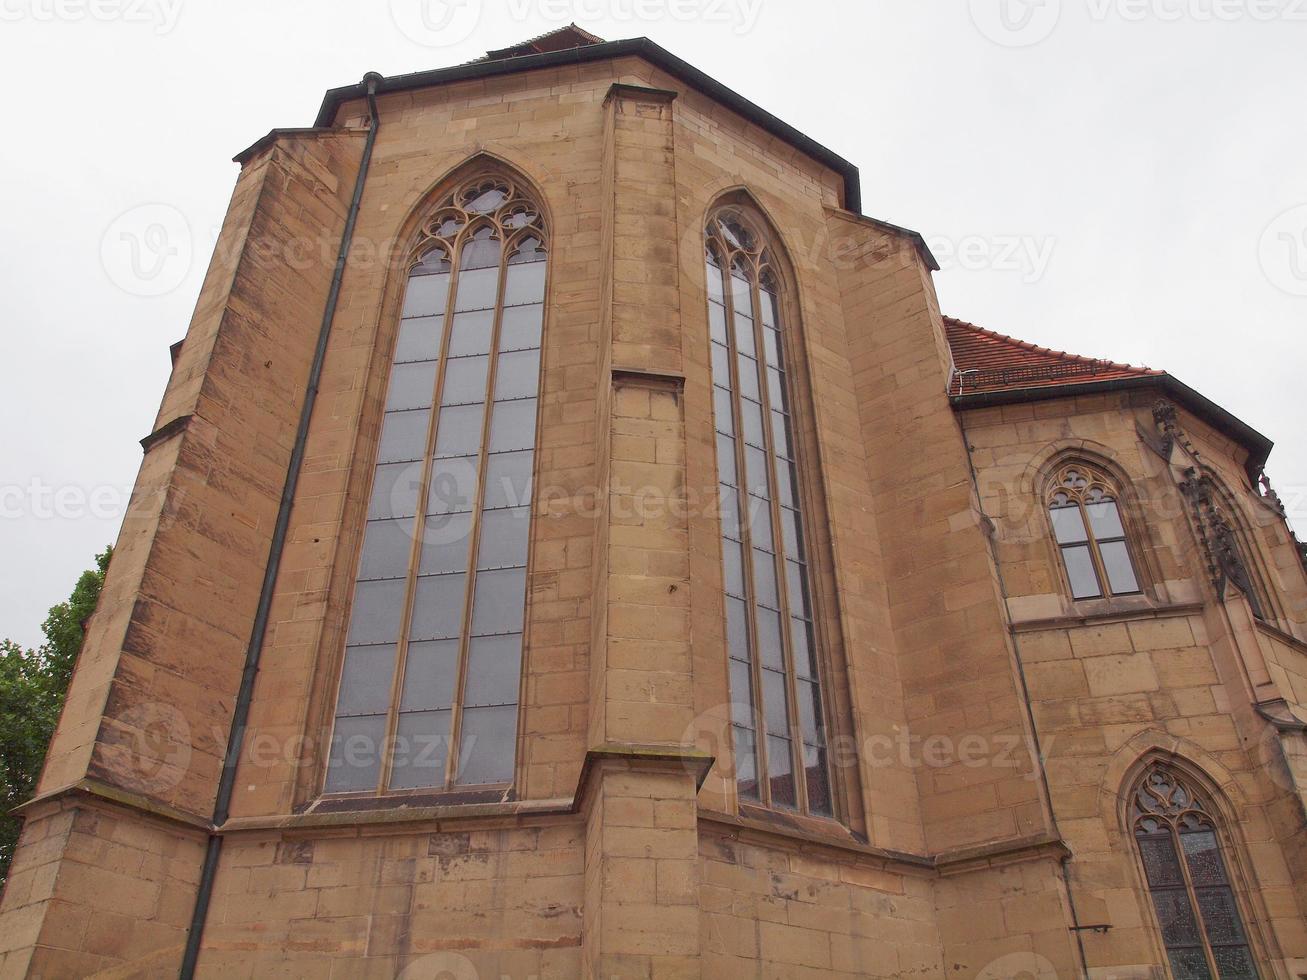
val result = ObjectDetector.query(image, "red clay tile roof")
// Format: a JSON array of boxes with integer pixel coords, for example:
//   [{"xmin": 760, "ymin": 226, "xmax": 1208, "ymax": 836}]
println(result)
[{"xmin": 944, "ymin": 316, "xmax": 1164, "ymax": 396}]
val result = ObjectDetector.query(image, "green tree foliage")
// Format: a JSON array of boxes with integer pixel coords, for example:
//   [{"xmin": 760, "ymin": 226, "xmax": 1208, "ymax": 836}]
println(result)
[{"xmin": 0, "ymin": 547, "xmax": 111, "ymax": 885}]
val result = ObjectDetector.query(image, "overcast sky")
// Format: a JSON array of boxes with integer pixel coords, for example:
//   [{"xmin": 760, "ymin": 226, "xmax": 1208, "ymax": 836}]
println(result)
[{"xmin": 1, "ymin": 0, "xmax": 1304, "ymax": 649}]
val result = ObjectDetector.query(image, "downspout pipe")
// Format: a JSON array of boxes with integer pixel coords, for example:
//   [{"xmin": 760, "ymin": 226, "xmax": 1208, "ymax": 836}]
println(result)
[{"xmin": 178, "ymin": 72, "xmax": 382, "ymax": 979}]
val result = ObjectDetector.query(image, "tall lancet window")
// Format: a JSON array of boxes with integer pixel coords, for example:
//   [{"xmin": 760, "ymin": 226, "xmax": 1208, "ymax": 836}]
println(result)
[
  {"xmin": 705, "ymin": 206, "xmax": 833, "ymax": 817},
  {"xmin": 1132, "ymin": 762, "xmax": 1261, "ymax": 980},
  {"xmin": 325, "ymin": 175, "xmax": 546, "ymax": 796}
]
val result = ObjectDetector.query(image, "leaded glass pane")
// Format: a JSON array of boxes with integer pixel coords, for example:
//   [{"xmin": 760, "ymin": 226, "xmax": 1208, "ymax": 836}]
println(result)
[
  {"xmin": 1195, "ymin": 888, "xmax": 1245, "ymax": 946},
  {"xmin": 410, "ymin": 573, "xmax": 467, "ymax": 641},
  {"xmin": 1085, "ymin": 498, "xmax": 1126, "ymax": 538},
  {"xmin": 395, "ymin": 315, "xmax": 444, "ymax": 363},
  {"xmin": 440, "ymin": 355, "xmax": 489, "ymax": 406},
  {"xmin": 386, "ymin": 360, "xmax": 438, "ymax": 411},
  {"xmin": 347, "ymin": 579, "xmax": 407, "ymax": 645},
  {"xmin": 714, "ymin": 387, "xmax": 735, "ymax": 435},
  {"xmin": 434, "ymin": 403, "xmax": 486, "ymax": 458},
  {"xmin": 402, "ymin": 271, "xmax": 450, "ymax": 319},
  {"xmin": 457, "ymin": 705, "xmax": 517, "ymax": 784},
  {"xmin": 1062, "ymin": 544, "xmax": 1102, "ymax": 599},
  {"xmin": 1181, "ymin": 831, "xmax": 1228, "ymax": 886},
  {"xmin": 325, "ymin": 714, "xmax": 388, "ymax": 794},
  {"xmin": 729, "ymin": 660, "xmax": 754, "ymax": 727},
  {"xmin": 377, "ymin": 409, "xmax": 430, "ymax": 464},
  {"xmin": 499, "ymin": 303, "xmax": 543, "ymax": 352},
  {"xmin": 488, "ymin": 399, "xmax": 537, "ymax": 453},
  {"xmin": 483, "ymin": 451, "xmax": 533, "ymax": 510},
  {"xmin": 336, "ymin": 645, "xmax": 398, "ymax": 717},
  {"xmin": 370, "ymin": 461, "xmax": 423, "ymax": 521},
  {"xmin": 761, "ymin": 669, "xmax": 789, "ymax": 736},
  {"xmin": 733, "ymin": 726, "xmax": 759, "ymax": 799},
  {"xmin": 476, "ymin": 506, "xmax": 531, "ymax": 569},
  {"xmin": 454, "ymin": 266, "xmax": 500, "ymax": 312},
  {"xmin": 1050, "ymin": 504, "xmax": 1089, "ymax": 544},
  {"xmin": 1153, "ymin": 888, "xmax": 1203, "ymax": 947},
  {"xmin": 767, "ymin": 735, "xmax": 796, "ymax": 809},
  {"xmin": 1167, "ymin": 948, "xmax": 1213, "ymax": 980},
  {"xmin": 722, "ymin": 540, "xmax": 745, "ymax": 598},
  {"xmin": 503, "ymin": 262, "xmax": 546, "ymax": 307},
  {"xmin": 1211, "ymin": 946, "xmax": 1257, "ymax": 979},
  {"xmin": 399, "ymin": 639, "xmax": 459, "ymax": 712},
  {"xmin": 390, "ymin": 709, "xmax": 451, "ymax": 790},
  {"xmin": 493, "ymin": 349, "xmax": 541, "ymax": 402},
  {"xmin": 448, "ymin": 309, "xmax": 495, "ymax": 356},
  {"xmin": 752, "ymin": 548, "xmax": 778, "ymax": 609},
  {"xmin": 463, "ymin": 634, "xmax": 523, "ymax": 708},
  {"xmin": 428, "ymin": 456, "xmax": 479, "ymax": 514},
  {"xmin": 359, "ymin": 518, "xmax": 417, "ymax": 581},
  {"xmin": 470, "ymin": 567, "xmax": 526, "ymax": 636},
  {"xmin": 1139, "ymin": 834, "xmax": 1186, "ymax": 887},
  {"xmin": 1101, "ymin": 539, "xmax": 1140, "ymax": 595},
  {"xmin": 417, "ymin": 513, "xmax": 472, "ymax": 575}
]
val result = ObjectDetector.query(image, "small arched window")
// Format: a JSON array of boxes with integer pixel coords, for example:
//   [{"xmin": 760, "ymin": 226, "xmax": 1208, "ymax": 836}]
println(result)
[
  {"xmin": 705, "ymin": 205, "xmax": 833, "ymax": 817},
  {"xmin": 1131, "ymin": 762, "xmax": 1261, "ymax": 979},
  {"xmin": 1047, "ymin": 463, "xmax": 1141, "ymax": 600},
  {"xmin": 324, "ymin": 174, "xmax": 546, "ymax": 796}
]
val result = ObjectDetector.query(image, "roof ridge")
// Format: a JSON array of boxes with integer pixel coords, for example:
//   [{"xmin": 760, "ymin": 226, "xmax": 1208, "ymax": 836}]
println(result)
[
  {"xmin": 479, "ymin": 23, "xmax": 607, "ymax": 62},
  {"xmin": 942, "ymin": 314, "xmax": 1154, "ymax": 375}
]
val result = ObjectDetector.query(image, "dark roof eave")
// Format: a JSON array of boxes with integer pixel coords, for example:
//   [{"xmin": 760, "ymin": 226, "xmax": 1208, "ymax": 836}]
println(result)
[
  {"xmin": 950, "ymin": 373, "xmax": 1274, "ymax": 474},
  {"xmin": 313, "ymin": 37, "xmax": 863, "ymax": 213}
]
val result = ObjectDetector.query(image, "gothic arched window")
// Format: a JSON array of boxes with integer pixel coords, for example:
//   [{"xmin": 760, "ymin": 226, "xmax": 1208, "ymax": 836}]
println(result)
[
  {"xmin": 705, "ymin": 206, "xmax": 833, "ymax": 817},
  {"xmin": 1047, "ymin": 463, "xmax": 1142, "ymax": 600},
  {"xmin": 1131, "ymin": 762, "xmax": 1261, "ymax": 979},
  {"xmin": 324, "ymin": 175, "xmax": 546, "ymax": 796}
]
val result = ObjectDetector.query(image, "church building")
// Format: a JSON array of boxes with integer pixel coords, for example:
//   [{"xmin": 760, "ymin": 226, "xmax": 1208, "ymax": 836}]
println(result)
[{"xmin": 2, "ymin": 26, "xmax": 1305, "ymax": 979}]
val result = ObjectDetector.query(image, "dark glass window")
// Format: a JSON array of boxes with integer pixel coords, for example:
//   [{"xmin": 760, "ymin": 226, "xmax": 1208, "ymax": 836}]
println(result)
[
  {"xmin": 1047, "ymin": 464, "xmax": 1142, "ymax": 600},
  {"xmin": 1132, "ymin": 763, "xmax": 1261, "ymax": 979},
  {"xmin": 324, "ymin": 175, "xmax": 546, "ymax": 796},
  {"xmin": 705, "ymin": 208, "xmax": 833, "ymax": 818}
]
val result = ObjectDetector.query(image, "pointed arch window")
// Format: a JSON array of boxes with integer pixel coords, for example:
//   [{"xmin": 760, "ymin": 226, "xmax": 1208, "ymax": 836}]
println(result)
[
  {"xmin": 324, "ymin": 175, "xmax": 546, "ymax": 796},
  {"xmin": 1047, "ymin": 463, "xmax": 1142, "ymax": 600},
  {"xmin": 705, "ymin": 207, "xmax": 833, "ymax": 817},
  {"xmin": 1131, "ymin": 762, "xmax": 1261, "ymax": 979}
]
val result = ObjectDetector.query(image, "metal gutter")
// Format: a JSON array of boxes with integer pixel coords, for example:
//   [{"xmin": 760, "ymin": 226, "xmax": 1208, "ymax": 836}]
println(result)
[
  {"xmin": 950, "ymin": 373, "xmax": 1274, "ymax": 476},
  {"xmin": 311, "ymin": 36, "xmax": 865, "ymax": 214},
  {"xmin": 177, "ymin": 71, "xmax": 384, "ymax": 979}
]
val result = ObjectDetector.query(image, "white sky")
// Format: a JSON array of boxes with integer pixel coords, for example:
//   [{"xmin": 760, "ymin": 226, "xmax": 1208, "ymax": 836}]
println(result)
[{"xmin": 2, "ymin": 0, "xmax": 1304, "ymax": 649}]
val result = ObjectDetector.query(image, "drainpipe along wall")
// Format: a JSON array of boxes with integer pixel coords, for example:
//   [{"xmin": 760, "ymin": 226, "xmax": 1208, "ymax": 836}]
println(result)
[{"xmin": 177, "ymin": 72, "xmax": 383, "ymax": 979}]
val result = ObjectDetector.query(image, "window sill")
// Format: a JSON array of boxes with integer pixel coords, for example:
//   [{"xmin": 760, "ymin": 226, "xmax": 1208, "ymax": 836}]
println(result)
[
  {"xmin": 219, "ymin": 789, "xmax": 579, "ymax": 833},
  {"xmin": 717, "ymin": 804, "xmax": 937, "ymax": 869},
  {"xmin": 1010, "ymin": 599, "xmax": 1206, "ymax": 633}
]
